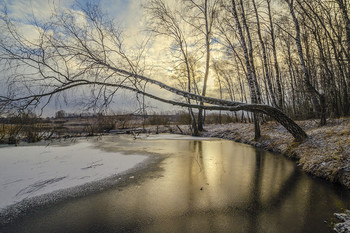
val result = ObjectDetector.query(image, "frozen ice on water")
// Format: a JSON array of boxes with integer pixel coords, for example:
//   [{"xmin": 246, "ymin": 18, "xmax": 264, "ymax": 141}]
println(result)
[{"xmin": 0, "ymin": 140, "xmax": 147, "ymax": 211}]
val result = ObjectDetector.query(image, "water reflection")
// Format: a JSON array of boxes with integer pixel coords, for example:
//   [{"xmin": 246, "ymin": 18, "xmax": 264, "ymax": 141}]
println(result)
[{"xmin": 1, "ymin": 136, "xmax": 349, "ymax": 233}]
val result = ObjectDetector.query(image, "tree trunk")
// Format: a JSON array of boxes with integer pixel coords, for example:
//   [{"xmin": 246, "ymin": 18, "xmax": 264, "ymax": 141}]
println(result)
[
  {"xmin": 286, "ymin": 0, "xmax": 325, "ymax": 125},
  {"xmin": 231, "ymin": 0, "xmax": 261, "ymax": 139},
  {"xmin": 198, "ymin": 0, "xmax": 212, "ymax": 131},
  {"xmin": 252, "ymin": 0, "xmax": 278, "ymax": 108},
  {"xmin": 182, "ymin": 46, "xmax": 199, "ymax": 136},
  {"xmin": 336, "ymin": 0, "xmax": 350, "ymax": 115},
  {"xmin": 267, "ymin": 0, "xmax": 283, "ymax": 109}
]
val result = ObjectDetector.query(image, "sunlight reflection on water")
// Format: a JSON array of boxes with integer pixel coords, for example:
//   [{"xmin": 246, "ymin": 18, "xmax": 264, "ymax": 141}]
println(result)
[{"xmin": 1, "ymin": 135, "xmax": 349, "ymax": 233}]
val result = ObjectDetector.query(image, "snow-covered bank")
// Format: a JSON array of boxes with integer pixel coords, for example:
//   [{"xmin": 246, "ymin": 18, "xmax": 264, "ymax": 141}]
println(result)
[
  {"xmin": 0, "ymin": 139, "xmax": 148, "ymax": 212},
  {"xmin": 334, "ymin": 210, "xmax": 350, "ymax": 233}
]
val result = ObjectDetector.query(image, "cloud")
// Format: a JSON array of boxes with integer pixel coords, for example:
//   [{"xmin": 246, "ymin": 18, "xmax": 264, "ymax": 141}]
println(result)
[
  {"xmin": 99, "ymin": 0, "xmax": 130, "ymax": 21},
  {"xmin": 0, "ymin": 0, "xmax": 207, "ymax": 114},
  {"xmin": 4, "ymin": 0, "xmax": 74, "ymax": 21}
]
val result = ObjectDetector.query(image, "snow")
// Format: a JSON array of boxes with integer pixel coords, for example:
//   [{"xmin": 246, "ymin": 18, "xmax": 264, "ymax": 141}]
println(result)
[
  {"xmin": 334, "ymin": 210, "xmax": 350, "ymax": 233},
  {"xmin": 0, "ymin": 140, "xmax": 147, "ymax": 211}
]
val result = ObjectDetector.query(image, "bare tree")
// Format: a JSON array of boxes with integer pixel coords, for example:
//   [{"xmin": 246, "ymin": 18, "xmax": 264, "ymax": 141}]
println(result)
[
  {"xmin": 336, "ymin": 0, "xmax": 350, "ymax": 64},
  {"xmin": 183, "ymin": 0, "xmax": 219, "ymax": 131},
  {"xmin": 284, "ymin": 0, "xmax": 326, "ymax": 125},
  {"xmin": 0, "ymin": 2, "xmax": 308, "ymax": 141},
  {"xmin": 252, "ymin": 0, "xmax": 278, "ymax": 109},
  {"xmin": 228, "ymin": 0, "xmax": 261, "ymax": 139},
  {"xmin": 267, "ymin": 0, "xmax": 283, "ymax": 109},
  {"xmin": 144, "ymin": 0, "xmax": 199, "ymax": 135}
]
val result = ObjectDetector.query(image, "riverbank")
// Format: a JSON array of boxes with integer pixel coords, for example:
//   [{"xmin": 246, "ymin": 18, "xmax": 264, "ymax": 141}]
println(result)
[
  {"xmin": 158, "ymin": 119, "xmax": 350, "ymax": 232},
  {"xmin": 202, "ymin": 118, "xmax": 350, "ymax": 189},
  {"xmin": 149, "ymin": 118, "xmax": 350, "ymax": 189}
]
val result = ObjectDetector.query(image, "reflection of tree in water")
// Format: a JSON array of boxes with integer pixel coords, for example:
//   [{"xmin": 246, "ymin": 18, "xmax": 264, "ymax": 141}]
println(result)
[
  {"xmin": 114, "ymin": 139, "xmax": 345, "ymax": 232},
  {"xmin": 180, "ymin": 141, "xmax": 315, "ymax": 232},
  {"xmin": 3, "ymin": 139, "xmax": 349, "ymax": 233},
  {"xmin": 186, "ymin": 140, "xmax": 217, "ymax": 231}
]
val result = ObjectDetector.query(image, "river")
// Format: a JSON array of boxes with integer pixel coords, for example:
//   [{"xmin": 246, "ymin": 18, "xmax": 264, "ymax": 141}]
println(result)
[{"xmin": 1, "ymin": 134, "xmax": 349, "ymax": 233}]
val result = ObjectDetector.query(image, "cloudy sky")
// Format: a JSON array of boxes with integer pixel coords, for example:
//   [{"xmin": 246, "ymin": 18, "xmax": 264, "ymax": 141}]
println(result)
[
  {"xmin": 4, "ymin": 0, "xmax": 138, "ymax": 22},
  {"xmin": 0, "ymin": 0, "xmax": 223, "ymax": 116},
  {"xmin": 1, "ymin": 0, "xmax": 183, "ymax": 115},
  {"xmin": 3, "ymin": 0, "xmax": 146, "ymax": 50}
]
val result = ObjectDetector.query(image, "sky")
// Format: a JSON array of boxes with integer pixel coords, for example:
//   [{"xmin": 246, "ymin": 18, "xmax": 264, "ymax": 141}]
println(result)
[
  {"xmin": 0, "ymin": 0, "xmax": 182, "ymax": 116},
  {"xmin": 3, "ymin": 0, "xmax": 144, "ymax": 47},
  {"xmin": 4, "ymin": 0, "xmax": 134, "ymax": 21},
  {"xmin": 0, "ymin": 0, "xmax": 222, "ymax": 116}
]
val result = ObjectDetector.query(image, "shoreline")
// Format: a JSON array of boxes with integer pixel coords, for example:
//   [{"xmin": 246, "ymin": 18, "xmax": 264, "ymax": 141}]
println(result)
[
  {"xmin": 144, "ymin": 118, "xmax": 350, "ymax": 189},
  {"xmin": 0, "ymin": 128, "xmax": 349, "ymax": 231},
  {"xmin": 0, "ymin": 138, "xmax": 166, "ymax": 226},
  {"xmin": 201, "ymin": 118, "xmax": 350, "ymax": 189},
  {"xmin": 0, "ymin": 154, "xmax": 165, "ymax": 225}
]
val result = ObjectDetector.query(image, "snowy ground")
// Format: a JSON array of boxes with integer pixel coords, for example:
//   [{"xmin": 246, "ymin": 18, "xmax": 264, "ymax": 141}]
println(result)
[{"xmin": 0, "ymin": 139, "xmax": 148, "ymax": 212}]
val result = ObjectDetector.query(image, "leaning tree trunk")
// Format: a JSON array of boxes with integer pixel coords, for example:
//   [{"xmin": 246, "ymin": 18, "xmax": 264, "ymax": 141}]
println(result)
[
  {"xmin": 112, "ymin": 84, "xmax": 308, "ymax": 141},
  {"xmin": 1, "ymin": 72, "xmax": 309, "ymax": 142}
]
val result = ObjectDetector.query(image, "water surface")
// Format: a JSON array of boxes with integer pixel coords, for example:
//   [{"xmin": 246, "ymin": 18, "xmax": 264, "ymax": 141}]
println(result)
[{"xmin": 1, "ymin": 135, "xmax": 349, "ymax": 233}]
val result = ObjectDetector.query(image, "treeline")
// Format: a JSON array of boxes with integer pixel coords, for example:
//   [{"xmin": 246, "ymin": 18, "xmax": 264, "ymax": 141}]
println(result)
[
  {"xmin": 0, "ymin": 113, "xmax": 52, "ymax": 144},
  {"xmin": 145, "ymin": 0, "xmax": 350, "ymax": 127},
  {"xmin": 0, "ymin": 111, "xmax": 243, "ymax": 144}
]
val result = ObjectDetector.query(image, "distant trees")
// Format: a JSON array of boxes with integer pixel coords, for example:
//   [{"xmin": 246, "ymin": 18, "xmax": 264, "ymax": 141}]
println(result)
[
  {"xmin": 55, "ymin": 110, "xmax": 66, "ymax": 118},
  {"xmin": 145, "ymin": 0, "xmax": 220, "ymax": 133},
  {"xmin": 145, "ymin": 0, "xmax": 200, "ymax": 135},
  {"xmin": 0, "ymin": 112, "xmax": 51, "ymax": 144},
  {"xmin": 183, "ymin": 0, "xmax": 219, "ymax": 131}
]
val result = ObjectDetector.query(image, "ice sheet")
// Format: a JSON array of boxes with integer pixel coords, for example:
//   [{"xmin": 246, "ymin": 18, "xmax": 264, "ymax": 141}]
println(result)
[{"xmin": 0, "ymin": 140, "xmax": 147, "ymax": 210}]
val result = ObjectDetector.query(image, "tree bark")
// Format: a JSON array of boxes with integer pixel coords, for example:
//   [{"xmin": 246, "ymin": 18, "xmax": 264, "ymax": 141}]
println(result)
[
  {"xmin": 336, "ymin": 0, "xmax": 350, "ymax": 115},
  {"xmin": 231, "ymin": 0, "xmax": 261, "ymax": 139},
  {"xmin": 252, "ymin": 0, "xmax": 278, "ymax": 108},
  {"xmin": 267, "ymin": 0, "xmax": 283, "ymax": 109}
]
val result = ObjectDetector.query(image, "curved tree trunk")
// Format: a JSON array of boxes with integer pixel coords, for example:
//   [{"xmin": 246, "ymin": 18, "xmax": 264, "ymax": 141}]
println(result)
[
  {"xmin": 117, "ymin": 84, "xmax": 308, "ymax": 142},
  {"xmin": 3, "ymin": 79, "xmax": 307, "ymax": 142}
]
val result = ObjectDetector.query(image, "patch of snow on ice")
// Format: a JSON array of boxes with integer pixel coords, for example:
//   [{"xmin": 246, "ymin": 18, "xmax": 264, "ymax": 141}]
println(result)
[{"xmin": 0, "ymin": 141, "xmax": 147, "ymax": 211}]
